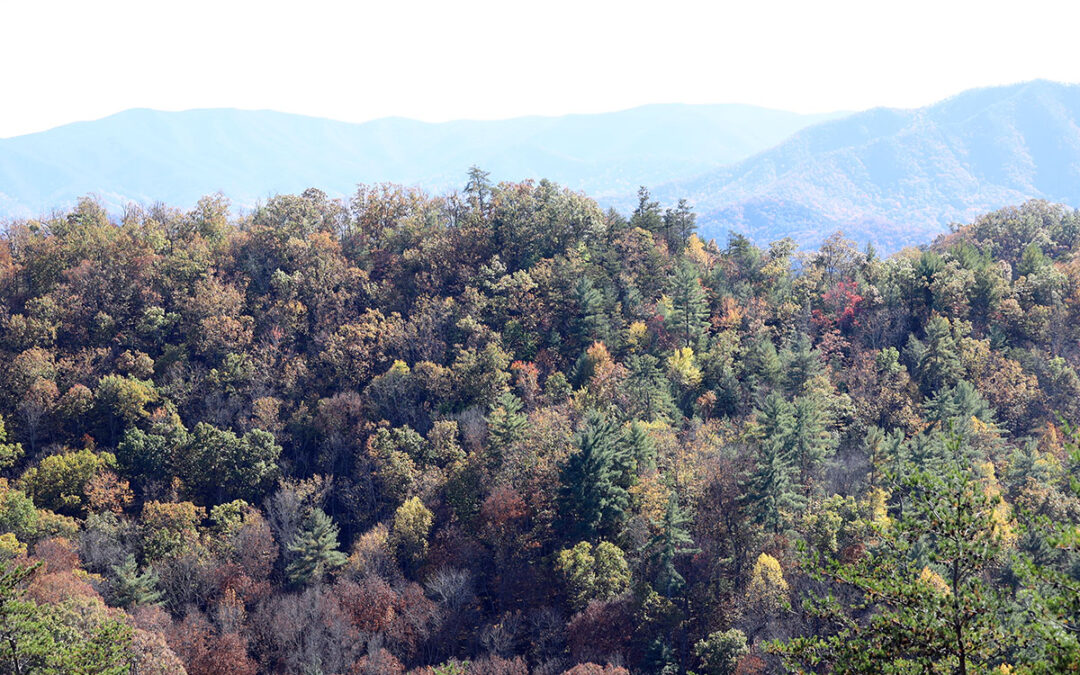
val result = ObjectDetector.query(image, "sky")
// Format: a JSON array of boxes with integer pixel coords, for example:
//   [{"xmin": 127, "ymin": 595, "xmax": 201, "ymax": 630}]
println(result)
[{"xmin": 2, "ymin": 0, "xmax": 1080, "ymax": 138}]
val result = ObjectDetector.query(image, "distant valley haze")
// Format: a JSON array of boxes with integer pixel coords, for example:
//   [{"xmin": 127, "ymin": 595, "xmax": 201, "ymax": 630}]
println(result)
[{"xmin": 4, "ymin": 79, "xmax": 1080, "ymax": 251}]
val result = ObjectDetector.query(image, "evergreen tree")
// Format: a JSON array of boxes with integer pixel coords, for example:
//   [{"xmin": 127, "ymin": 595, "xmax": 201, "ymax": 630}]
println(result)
[
  {"xmin": 575, "ymin": 276, "xmax": 611, "ymax": 345},
  {"xmin": 908, "ymin": 314, "xmax": 964, "ymax": 395},
  {"xmin": 486, "ymin": 391, "xmax": 527, "ymax": 462},
  {"xmin": 108, "ymin": 554, "xmax": 161, "ymax": 609},
  {"xmin": 623, "ymin": 420, "xmax": 656, "ymax": 473},
  {"xmin": 790, "ymin": 394, "xmax": 838, "ymax": 488},
  {"xmin": 666, "ymin": 260, "xmax": 710, "ymax": 347},
  {"xmin": 743, "ymin": 330, "xmax": 783, "ymax": 392},
  {"xmin": 558, "ymin": 412, "xmax": 630, "ymax": 542},
  {"xmin": 662, "ymin": 198, "xmax": 697, "ymax": 251},
  {"xmin": 285, "ymin": 508, "xmax": 347, "ymax": 586},
  {"xmin": 773, "ymin": 436, "xmax": 1017, "ymax": 673},
  {"xmin": 625, "ymin": 354, "xmax": 678, "ymax": 422},
  {"xmin": 922, "ymin": 380, "xmax": 994, "ymax": 431},
  {"xmin": 745, "ymin": 393, "xmax": 805, "ymax": 533},
  {"xmin": 629, "ymin": 186, "xmax": 663, "ymax": 234},
  {"xmin": 649, "ymin": 491, "xmax": 698, "ymax": 598},
  {"xmin": 781, "ymin": 333, "xmax": 823, "ymax": 396}
]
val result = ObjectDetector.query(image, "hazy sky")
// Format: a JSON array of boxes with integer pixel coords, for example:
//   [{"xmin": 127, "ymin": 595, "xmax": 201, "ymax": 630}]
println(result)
[{"xmin": 2, "ymin": 0, "xmax": 1079, "ymax": 138}]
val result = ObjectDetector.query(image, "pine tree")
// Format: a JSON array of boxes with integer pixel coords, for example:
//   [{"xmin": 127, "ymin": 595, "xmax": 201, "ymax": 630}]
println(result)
[
  {"xmin": 108, "ymin": 554, "xmax": 161, "ymax": 608},
  {"xmin": 666, "ymin": 260, "xmax": 710, "ymax": 347},
  {"xmin": 575, "ymin": 276, "xmax": 611, "ymax": 345},
  {"xmin": 625, "ymin": 354, "xmax": 678, "ymax": 422},
  {"xmin": 773, "ymin": 435, "xmax": 1016, "ymax": 673},
  {"xmin": 781, "ymin": 333, "xmax": 823, "ymax": 396},
  {"xmin": 285, "ymin": 508, "xmax": 347, "ymax": 586},
  {"xmin": 922, "ymin": 379, "xmax": 994, "ymax": 430},
  {"xmin": 649, "ymin": 491, "xmax": 698, "ymax": 598},
  {"xmin": 790, "ymin": 394, "xmax": 837, "ymax": 488},
  {"xmin": 623, "ymin": 421, "xmax": 656, "ymax": 473},
  {"xmin": 629, "ymin": 186, "xmax": 663, "ymax": 234},
  {"xmin": 662, "ymin": 198, "xmax": 697, "ymax": 251},
  {"xmin": 487, "ymin": 391, "xmax": 527, "ymax": 463},
  {"xmin": 745, "ymin": 393, "xmax": 805, "ymax": 533},
  {"xmin": 558, "ymin": 412, "xmax": 630, "ymax": 543}
]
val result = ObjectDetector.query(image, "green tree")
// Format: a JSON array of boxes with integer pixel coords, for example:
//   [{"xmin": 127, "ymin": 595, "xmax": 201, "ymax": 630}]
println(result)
[
  {"xmin": 694, "ymin": 628, "xmax": 749, "ymax": 675},
  {"xmin": 107, "ymin": 554, "xmax": 161, "ymax": 609},
  {"xmin": 558, "ymin": 412, "xmax": 630, "ymax": 542},
  {"xmin": 285, "ymin": 508, "xmax": 347, "ymax": 586},
  {"xmin": 649, "ymin": 491, "xmax": 698, "ymax": 598},
  {"xmin": 19, "ymin": 449, "xmax": 114, "ymax": 517},
  {"xmin": 576, "ymin": 276, "xmax": 611, "ymax": 345},
  {"xmin": 0, "ymin": 418, "xmax": 23, "ymax": 472},
  {"xmin": 0, "ymin": 558, "xmax": 133, "ymax": 674},
  {"xmin": 773, "ymin": 437, "xmax": 1015, "ymax": 673},
  {"xmin": 666, "ymin": 260, "xmax": 710, "ymax": 347},
  {"xmin": 662, "ymin": 198, "xmax": 697, "ymax": 251},
  {"xmin": 178, "ymin": 423, "xmax": 282, "ymax": 503},
  {"xmin": 625, "ymin": 355, "xmax": 677, "ymax": 422},
  {"xmin": 744, "ymin": 394, "xmax": 805, "ymax": 533},
  {"xmin": 487, "ymin": 391, "xmax": 527, "ymax": 461},
  {"xmin": 629, "ymin": 186, "xmax": 663, "ymax": 234}
]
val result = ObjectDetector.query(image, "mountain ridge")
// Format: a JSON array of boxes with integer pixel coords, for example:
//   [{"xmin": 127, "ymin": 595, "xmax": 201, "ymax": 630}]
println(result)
[
  {"xmin": 0, "ymin": 103, "xmax": 842, "ymax": 219},
  {"xmin": 652, "ymin": 79, "xmax": 1080, "ymax": 250}
]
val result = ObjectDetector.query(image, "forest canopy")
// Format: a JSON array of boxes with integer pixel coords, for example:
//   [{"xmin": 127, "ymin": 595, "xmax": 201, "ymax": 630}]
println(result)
[{"xmin": 1, "ymin": 173, "xmax": 1080, "ymax": 673}]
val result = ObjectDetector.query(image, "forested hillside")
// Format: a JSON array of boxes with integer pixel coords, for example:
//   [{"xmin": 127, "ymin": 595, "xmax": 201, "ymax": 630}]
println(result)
[{"xmin": 2, "ymin": 174, "xmax": 1080, "ymax": 673}]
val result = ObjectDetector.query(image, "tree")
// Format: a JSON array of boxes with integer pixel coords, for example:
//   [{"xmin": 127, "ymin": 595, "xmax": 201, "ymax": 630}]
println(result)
[
  {"xmin": 0, "ymin": 557, "xmax": 134, "ymax": 673},
  {"xmin": 746, "ymin": 552, "xmax": 789, "ymax": 614},
  {"xmin": 694, "ymin": 628, "xmax": 749, "ymax": 675},
  {"xmin": 286, "ymin": 508, "xmax": 347, "ymax": 586},
  {"xmin": 629, "ymin": 187, "xmax": 663, "ymax": 235},
  {"xmin": 662, "ymin": 198, "xmax": 697, "ymax": 251},
  {"xmin": 108, "ymin": 554, "xmax": 161, "ymax": 608},
  {"xmin": 555, "ymin": 540, "xmax": 631, "ymax": 611},
  {"xmin": 576, "ymin": 276, "xmax": 611, "ymax": 346},
  {"xmin": 773, "ymin": 436, "xmax": 1016, "ymax": 673},
  {"xmin": 558, "ymin": 412, "xmax": 630, "ymax": 543},
  {"xmin": 624, "ymin": 355, "xmax": 677, "ymax": 423},
  {"xmin": 19, "ymin": 449, "xmax": 114, "ymax": 517},
  {"xmin": 666, "ymin": 260, "xmax": 710, "ymax": 347},
  {"xmin": 487, "ymin": 391, "xmax": 527, "ymax": 463},
  {"xmin": 648, "ymin": 491, "xmax": 697, "ymax": 598},
  {"xmin": 744, "ymin": 394, "xmax": 805, "ymax": 533},
  {"xmin": 178, "ymin": 423, "xmax": 282, "ymax": 504},
  {"xmin": 389, "ymin": 496, "xmax": 433, "ymax": 575},
  {"xmin": 0, "ymin": 418, "xmax": 23, "ymax": 472}
]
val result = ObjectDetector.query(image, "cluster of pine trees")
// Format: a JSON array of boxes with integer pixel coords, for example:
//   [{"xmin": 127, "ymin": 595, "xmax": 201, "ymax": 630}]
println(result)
[{"xmin": 1, "ymin": 169, "xmax": 1080, "ymax": 673}]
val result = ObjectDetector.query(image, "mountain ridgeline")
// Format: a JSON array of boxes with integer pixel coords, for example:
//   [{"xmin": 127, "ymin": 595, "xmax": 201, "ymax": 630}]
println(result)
[
  {"xmin": 0, "ymin": 103, "xmax": 839, "ymax": 221},
  {"xmin": 656, "ymin": 79, "xmax": 1080, "ymax": 250},
  {"xmin": 3, "ymin": 181, "xmax": 1080, "ymax": 672},
  {"xmin": 5, "ymin": 80, "xmax": 1080, "ymax": 252}
]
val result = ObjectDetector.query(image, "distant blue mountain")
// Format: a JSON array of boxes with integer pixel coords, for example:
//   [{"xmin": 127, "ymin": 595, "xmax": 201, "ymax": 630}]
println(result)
[
  {"xmin": 0, "ymin": 104, "xmax": 841, "ymax": 219},
  {"xmin": 653, "ymin": 80, "xmax": 1080, "ymax": 250}
]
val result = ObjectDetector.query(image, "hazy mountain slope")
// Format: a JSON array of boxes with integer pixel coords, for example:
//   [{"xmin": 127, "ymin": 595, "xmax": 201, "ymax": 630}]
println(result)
[
  {"xmin": 653, "ymin": 80, "xmax": 1080, "ymax": 251},
  {"xmin": 0, "ymin": 104, "xmax": 841, "ymax": 219}
]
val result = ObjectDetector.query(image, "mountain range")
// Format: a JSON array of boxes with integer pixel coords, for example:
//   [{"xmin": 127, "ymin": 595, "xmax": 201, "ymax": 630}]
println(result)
[
  {"xmin": 653, "ymin": 79, "xmax": 1080, "ymax": 250},
  {"xmin": 0, "ymin": 104, "xmax": 839, "ymax": 221},
  {"xmin": 3, "ymin": 80, "xmax": 1080, "ymax": 251}
]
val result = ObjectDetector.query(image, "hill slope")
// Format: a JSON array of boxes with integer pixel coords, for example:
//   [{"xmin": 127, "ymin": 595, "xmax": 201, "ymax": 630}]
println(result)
[
  {"xmin": 0, "ymin": 104, "xmax": 840, "ymax": 219},
  {"xmin": 654, "ymin": 80, "xmax": 1080, "ymax": 250}
]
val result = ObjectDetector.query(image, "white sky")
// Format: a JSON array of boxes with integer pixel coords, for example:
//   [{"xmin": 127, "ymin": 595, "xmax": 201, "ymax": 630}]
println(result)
[{"xmin": 2, "ymin": 0, "xmax": 1079, "ymax": 138}]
